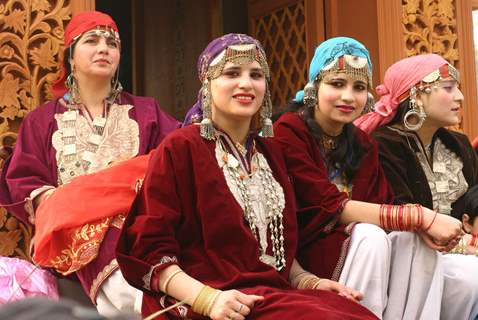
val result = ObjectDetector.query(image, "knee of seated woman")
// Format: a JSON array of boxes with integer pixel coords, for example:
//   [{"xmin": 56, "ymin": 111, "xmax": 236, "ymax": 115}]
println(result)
[
  {"xmin": 352, "ymin": 223, "xmax": 391, "ymax": 250},
  {"xmin": 443, "ymin": 254, "xmax": 478, "ymax": 290}
]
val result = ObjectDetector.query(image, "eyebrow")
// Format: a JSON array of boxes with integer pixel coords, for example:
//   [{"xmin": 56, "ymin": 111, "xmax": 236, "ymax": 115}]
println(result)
[{"xmin": 223, "ymin": 66, "xmax": 264, "ymax": 73}]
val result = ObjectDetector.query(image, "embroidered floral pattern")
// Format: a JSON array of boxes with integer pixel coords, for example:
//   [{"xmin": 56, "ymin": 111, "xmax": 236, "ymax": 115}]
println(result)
[
  {"xmin": 47, "ymin": 217, "xmax": 112, "ymax": 275},
  {"xmin": 52, "ymin": 104, "xmax": 140, "ymax": 185}
]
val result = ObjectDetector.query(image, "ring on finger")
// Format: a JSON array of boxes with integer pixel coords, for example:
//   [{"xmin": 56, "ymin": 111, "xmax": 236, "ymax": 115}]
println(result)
[{"xmin": 237, "ymin": 303, "xmax": 244, "ymax": 313}]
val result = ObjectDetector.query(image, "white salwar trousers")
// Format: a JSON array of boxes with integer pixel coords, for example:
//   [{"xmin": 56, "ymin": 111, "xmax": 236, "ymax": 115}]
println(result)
[
  {"xmin": 441, "ymin": 253, "xmax": 478, "ymax": 320},
  {"xmin": 339, "ymin": 223, "xmax": 391, "ymax": 319},
  {"xmin": 384, "ymin": 231, "xmax": 443, "ymax": 320},
  {"xmin": 339, "ymin": 225, "xmax": 445, "ymax": 320},
  {"xmin": 95, "ymin": 269, "xmax": 143, "ymax": 317}
]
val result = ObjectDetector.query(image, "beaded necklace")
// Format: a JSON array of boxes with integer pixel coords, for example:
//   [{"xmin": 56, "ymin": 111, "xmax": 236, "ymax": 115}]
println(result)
[{"xmin": 216, "ymin": 131, "xmax": 286, "ymax": 270}]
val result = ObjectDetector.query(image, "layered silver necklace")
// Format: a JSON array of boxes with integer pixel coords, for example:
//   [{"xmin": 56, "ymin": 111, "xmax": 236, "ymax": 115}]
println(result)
[{"xmin": 216, "ymin": 133, "xmax": 286, "ymax": 271}]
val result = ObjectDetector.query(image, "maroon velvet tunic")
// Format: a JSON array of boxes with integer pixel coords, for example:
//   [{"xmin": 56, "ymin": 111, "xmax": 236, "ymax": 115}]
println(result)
[
  {"xmin": 116, "ymin": 125, "xmax": 377, "ymax": 319},
  {"xmin": 274, "ymin": 112, "xmax": 394, "ymax": 280},
  {"xmin": 0, "ymin": 92, "xmax": 180, "ymax": 302}
]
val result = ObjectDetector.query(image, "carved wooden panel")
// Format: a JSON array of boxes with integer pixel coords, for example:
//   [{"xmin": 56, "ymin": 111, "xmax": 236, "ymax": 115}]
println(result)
[
  {"xmin": 0, "ymin": 0, "xmax": 72, "ymax": 259},
  {"xmin": 249, "ymin": 0, "xmax": 307, "ymax": 110},
  {"xmin": 402, "ymin": 0, "xmax": 464, "ymax": 132}
]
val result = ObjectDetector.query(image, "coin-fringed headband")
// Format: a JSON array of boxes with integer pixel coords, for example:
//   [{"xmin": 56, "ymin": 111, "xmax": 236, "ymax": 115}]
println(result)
[
  {"xmin": 317, "ymin": 54, "xmax": 372, "ymax": 87},
  {"xmin": 203, "ymin": 44, "xmax": 270, "ymax": 82}
]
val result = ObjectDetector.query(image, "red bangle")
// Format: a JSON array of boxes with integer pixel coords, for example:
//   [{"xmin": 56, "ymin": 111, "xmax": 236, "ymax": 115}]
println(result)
[
  {"xmin": 470, "ymin": 234, "xmax": 478, "ymax": 247},
  {"xmin": 423, "ymin": 210, "xmax": 438, "ymax": 232}
]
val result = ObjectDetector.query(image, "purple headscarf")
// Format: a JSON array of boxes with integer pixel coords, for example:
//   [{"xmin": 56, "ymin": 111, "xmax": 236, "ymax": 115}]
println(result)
[{"xmin": 182, "ymin": 33, "xmax": 266, "ymax": 126}]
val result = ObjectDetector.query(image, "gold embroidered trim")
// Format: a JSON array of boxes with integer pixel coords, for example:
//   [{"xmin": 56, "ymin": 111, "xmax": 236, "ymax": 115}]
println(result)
[
  {"xmin": 90, "ymin": 258, "xmax": 119, "ymax": 304},
  {"xmin": 331, "ymin": 222, "xmax": 357, "ymax": 281},
  {"xmin": 49, "ymin": 217, "xmax": 112, "ymax": 275}
]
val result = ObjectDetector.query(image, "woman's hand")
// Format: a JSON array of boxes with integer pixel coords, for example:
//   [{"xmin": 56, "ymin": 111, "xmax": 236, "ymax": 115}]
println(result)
[
  {"xmin": 209, "ymin": 289, "xmax": 263, "ymax": 320},
  {"xmin": 422, "ymin": 208, "xmax": 462, "ymax": 245},
  {"xmin": 314, "ymin": 279, "xmax": 363, "ymax": 303}
]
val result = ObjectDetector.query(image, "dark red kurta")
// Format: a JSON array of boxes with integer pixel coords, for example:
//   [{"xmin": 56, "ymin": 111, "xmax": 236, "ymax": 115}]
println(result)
[
  {"xmin": 0, "ymin": 92, "xmax": 180, "ymax": 302},
  {"xmin": 274, "ymin": 112, "xmax": 394, "ymax": 280},
  {"xmin": 116, "ymin": 125, "xmax": 377, "ymax": 319}
]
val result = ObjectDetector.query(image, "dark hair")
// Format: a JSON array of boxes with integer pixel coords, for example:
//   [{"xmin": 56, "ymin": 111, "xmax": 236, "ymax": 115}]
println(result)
[
  {"xmin": 463, "ymin": 185, "xmax": 478, "ymax": 223},
  {"xmin": 283, "ymin": 100, "xmax": 367, "ymax": 179},
  {"xmin": 386, "ymin": 98, "xmax": 409, "ymax": 126}
]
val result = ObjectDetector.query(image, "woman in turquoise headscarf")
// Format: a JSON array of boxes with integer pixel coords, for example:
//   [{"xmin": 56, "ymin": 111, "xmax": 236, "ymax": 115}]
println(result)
[{"xmin": 274, "ymin": 37, "xmax": 462, "ymax": 319}]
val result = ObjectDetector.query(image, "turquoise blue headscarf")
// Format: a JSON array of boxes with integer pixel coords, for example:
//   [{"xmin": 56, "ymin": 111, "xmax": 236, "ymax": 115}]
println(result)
[{"xmin": 294, "ymin": 37, "xmax": 372, "ymax": 103}]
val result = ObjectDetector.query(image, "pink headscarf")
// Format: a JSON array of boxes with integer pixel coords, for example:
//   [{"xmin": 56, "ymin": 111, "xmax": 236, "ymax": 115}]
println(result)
[{"xmin": 354, "ymin": 54, "xmax": 449, "ymax": 134}]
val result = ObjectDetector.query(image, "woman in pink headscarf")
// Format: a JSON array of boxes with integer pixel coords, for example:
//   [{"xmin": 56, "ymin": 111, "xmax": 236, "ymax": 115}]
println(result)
[{"xmin": 355, "ymin": 53, "xmax": 478, "ymax": 320}]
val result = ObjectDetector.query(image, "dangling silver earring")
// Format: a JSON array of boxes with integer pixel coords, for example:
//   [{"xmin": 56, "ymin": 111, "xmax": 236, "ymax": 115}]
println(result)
[
  {"xmin": 200, "ymin": 80, "xmax": 215, "ymax": 140},
  {"xmin": 362, "ymin": 92, "xmax": 375, "ymax": 114},
  {"xmin": 260, "ymin": 82, "xmax": 274, "ymax": 138},
  {"xmin": 303, "ymin": 81, "xmax": 317, "ymax": 108},
  {"xmin": 109, "ymin": 69, "xmax": 123, "ymax": 103},
  {"xmin": 66, "ymin": 64, "xmax": 80, "ymax": 103},
  {"xmin": 403, "ymin": 86, "xmax": 426, "ymax": 131}
]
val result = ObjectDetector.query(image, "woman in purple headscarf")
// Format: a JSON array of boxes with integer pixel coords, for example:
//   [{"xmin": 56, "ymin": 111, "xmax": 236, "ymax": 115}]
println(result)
[{"xmin": 116, "ymin": 33, "xmax": 378, "ymax": 319}]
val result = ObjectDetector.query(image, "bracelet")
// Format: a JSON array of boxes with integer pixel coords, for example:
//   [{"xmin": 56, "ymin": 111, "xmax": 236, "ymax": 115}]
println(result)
[
  {"xmin": 470, "ymin": 234, "xmax": 478, "ymax": 247},
  {"xmin": 311, "ymin": 278, "xmax": 325, "ymax": 290},
  {"xmin": 422, "ymin": 210, "xmax": 438, "ymax": 232},
  {"xmin": 161, "ymin": 269, "xmax": 184, "ymax": 294},
  {"xmin": 192, "ymin": 285, "xmax": 221, "ymax": 316},
  {"xmin": 290, "ymin": 271, "xmax": 309, "ymax": 286}
]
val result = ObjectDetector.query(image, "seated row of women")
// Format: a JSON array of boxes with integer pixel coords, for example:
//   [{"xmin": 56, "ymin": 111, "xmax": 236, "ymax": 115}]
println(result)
[{"xmin": 0, "ymin": 11, "xmax": 477, "ymax": 320}]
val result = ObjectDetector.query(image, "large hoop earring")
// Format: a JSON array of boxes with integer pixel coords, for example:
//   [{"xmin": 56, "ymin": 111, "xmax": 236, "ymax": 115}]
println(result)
[
  {"xmin": 200, "ymin": 80, "xmax": 215, "ymax": 140},
  {"xmin": 403, "ymin": 87, "xmax": 426, "ymax": 131}
]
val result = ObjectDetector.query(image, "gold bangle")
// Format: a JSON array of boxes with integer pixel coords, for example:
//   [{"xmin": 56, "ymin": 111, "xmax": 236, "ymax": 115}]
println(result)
[
  {"xmin": 311, "ymin": 278, "xmax": 325, "ymax": 290},
  {"xmin": 192, "ymin": 285, "xmax": 221, "ymax": 316},
  {"xmin": 205, "ymin": 289, "xmax": 221, "ymax": 316},
  {"xmin": 162, "ymin": 269, "xmax": 184, "ymax": 294}
]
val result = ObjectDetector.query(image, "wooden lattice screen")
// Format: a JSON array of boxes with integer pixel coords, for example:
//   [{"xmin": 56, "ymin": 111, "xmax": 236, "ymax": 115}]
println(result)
[{"xmin": 249, "ymin": 0, "xmax": 308, "ymax": 111}]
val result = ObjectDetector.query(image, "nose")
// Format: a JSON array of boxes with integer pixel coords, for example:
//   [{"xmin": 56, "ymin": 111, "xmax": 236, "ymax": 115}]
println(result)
[
  {"xmin": 97, "ymin": 38, "xmax": 109, "ymax": 54},
  {"xmin": 455, "ymin": 87, "xmax": 464, "ymax": 102},
  {"xmin": 238, "ymin": 73, "xmax": 252, "ymax": 90},
  {"xmin": 341, "ymin": 84, "xmax": 355, "ymax": 103}
]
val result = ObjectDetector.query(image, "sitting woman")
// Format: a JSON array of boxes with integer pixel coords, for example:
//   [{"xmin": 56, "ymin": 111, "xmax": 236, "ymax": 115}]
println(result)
[
  {"xmin": 355, "ymin": 53, "xmax": 478, "ymax": 320},
  {"xmin": 274, "ymin": 37, "xmax": 462, "ymax": 319},
  {"xmin": 0, "ymin": 11, "xmax": 179, "ymax": 316},
  {"xmin": 116, "ymin": 33, "xmax": 378, "ymax": 320}
]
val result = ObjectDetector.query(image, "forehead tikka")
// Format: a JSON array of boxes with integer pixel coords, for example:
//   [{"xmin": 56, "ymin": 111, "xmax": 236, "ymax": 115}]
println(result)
[
  {"xmin": 204, "ymin": 44, "xmax": 270, "ymax": 82},
  {"xmin": 316, "ymin": 54, "xmax": 372, "ymax": 87},
  {"xmin": 398, "ymin": 63, "xmax": 460, "ymax": 103},
  {"xmin": 71, "ymin": 26, "xmax": 121, "ymax": 47}
]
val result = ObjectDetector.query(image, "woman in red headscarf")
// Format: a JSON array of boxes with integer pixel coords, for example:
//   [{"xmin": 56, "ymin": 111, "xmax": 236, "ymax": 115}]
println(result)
[{"xmin": 0, "ymin": 11, "xmax": 179, "ymax": 316}]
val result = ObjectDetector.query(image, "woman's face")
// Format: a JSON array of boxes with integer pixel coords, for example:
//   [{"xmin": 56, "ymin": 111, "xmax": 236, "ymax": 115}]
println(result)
[
  {"xmin": 210, "ymin": 60, "xmax": 266, "ymax": 124},
  {"xmin": 314, "ymin": 73, "xmax": 368, "ymax": 133},
  {"xmin": 418, "ymin": 78, "xmax": 464, "ymax": 128},
  {"xmin": 70, "ymin": 29, "xmax": 120, "ymax": 81}
]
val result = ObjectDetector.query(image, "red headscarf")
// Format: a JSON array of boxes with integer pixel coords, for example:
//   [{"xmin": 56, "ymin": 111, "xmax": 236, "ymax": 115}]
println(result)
[{"xmin": 52, "ymin": 11, "xmax": 119, "ymax": 98}]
